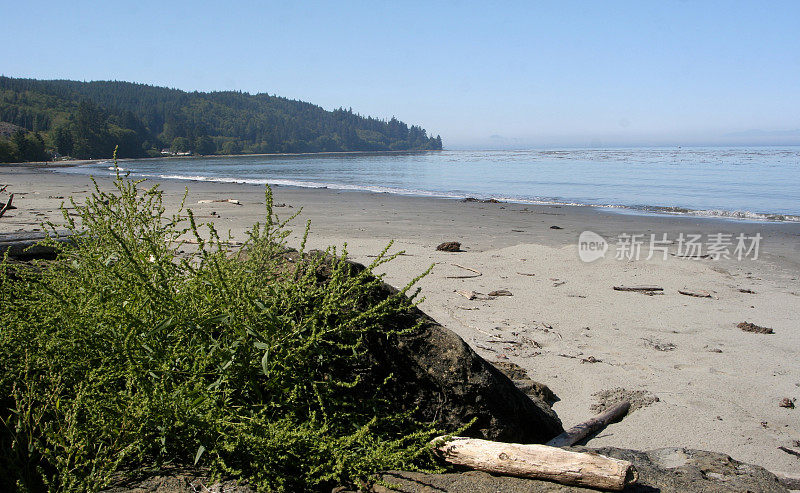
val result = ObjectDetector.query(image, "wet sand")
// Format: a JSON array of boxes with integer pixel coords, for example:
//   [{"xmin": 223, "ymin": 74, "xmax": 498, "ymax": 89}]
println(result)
[{"xmin": 2, "ymin": 165, "xmax": 799, "ymax": 476}]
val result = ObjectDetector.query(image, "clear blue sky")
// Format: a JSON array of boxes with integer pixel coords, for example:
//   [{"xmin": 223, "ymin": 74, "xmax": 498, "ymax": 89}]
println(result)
[{"xmin": 3, "ymin": 1, "xmax": 800, "ymax": 148}]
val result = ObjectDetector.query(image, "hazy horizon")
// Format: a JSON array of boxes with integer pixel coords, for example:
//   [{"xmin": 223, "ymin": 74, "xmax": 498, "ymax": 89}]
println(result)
[{"xmin": 3, "ymin": 1, "xmax": 800, "ymax": 148}]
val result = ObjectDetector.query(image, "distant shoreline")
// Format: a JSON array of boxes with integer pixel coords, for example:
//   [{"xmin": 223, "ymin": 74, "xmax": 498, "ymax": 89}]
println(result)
[{"xmin": 1, "ymin": 148, "xmax": 445, "ymax": 168}]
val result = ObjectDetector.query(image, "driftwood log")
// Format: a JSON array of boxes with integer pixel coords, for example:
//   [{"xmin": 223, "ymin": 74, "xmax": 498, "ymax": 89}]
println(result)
[
  {"xmin": 432, "ymin": 436, "xmax": 637, "ymax": 491},
  {"xmin": 546, "ymin": 400, "xmax": 630, "ymax": 447},
  {"xmin": 0, "ymin": 193, "xmax": 14, "ymax": 218},
  {"xmin": 0, "ymin": 231, "xmax": 73, "ymax": 260},
  {"xmin": 613, "ymin": 285, "xmax": 663, "ymax": 292},
  {"xmin": 678, "ymin": 289, "xmax": 712, "ymax": 298}
]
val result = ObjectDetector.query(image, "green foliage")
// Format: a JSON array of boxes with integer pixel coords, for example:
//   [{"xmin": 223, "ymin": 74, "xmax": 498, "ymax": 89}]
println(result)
[
  {"xmin": 0, "ymin": 129, "xmax": 49, "ymax": 162},
  {"xmin": 169, "ymin": 136, "xmax": 192, "ymax": 153},
  {"xmin": 0, "ymin": 76, "xmax": 443, "ymax": 162},
  {"xmin": 0, "ymin": 158, "xmax": 442, "ymax": 491}
]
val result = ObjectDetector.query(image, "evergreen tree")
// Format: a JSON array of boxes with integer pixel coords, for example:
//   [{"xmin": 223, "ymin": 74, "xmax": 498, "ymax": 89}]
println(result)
[{"xmin": 0, "ymin": 75, "xmax": 443, "ymax": 161}]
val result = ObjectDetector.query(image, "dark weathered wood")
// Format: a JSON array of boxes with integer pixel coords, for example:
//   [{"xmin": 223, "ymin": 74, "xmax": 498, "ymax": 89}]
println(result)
[
  {"xmin": 613, "ymin": 285, "xmax": 663, "ymax": 292},
  {"xmin": 678, "ymin": 289, "xmax": 712, "ymax": 298},
  {"xmin": 546, "ymin": 400, "xmax": 631, "ymax": 447},
  {"xmin": 0, "ymin": 231, "xmax": 73, "ymax": 259},
  {"xmin": 0, "ymin": 193, "xmax": 14, "ymax": 218}
]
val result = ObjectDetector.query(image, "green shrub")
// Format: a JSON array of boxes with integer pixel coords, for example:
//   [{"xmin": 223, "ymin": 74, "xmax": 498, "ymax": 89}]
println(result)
[{"xmin": 0, "ymin": 156, "xmax": 440, "ymax": 492}]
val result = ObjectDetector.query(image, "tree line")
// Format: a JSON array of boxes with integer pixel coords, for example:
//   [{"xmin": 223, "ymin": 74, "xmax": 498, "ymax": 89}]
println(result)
[{"xmin": 0, "ymin": 76, "xmax": 443, "ymax": 162}]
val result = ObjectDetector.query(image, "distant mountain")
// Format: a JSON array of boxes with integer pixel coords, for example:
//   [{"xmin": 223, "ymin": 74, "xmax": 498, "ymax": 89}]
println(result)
[{"xmin": 0, "ymin": 76, "xmax": 442, "ymax": 162}]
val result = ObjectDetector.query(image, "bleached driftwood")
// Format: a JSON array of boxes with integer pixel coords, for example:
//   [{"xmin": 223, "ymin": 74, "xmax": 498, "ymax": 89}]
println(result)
[
  {"xmin": 432, "ymin": 436, "xmax": 637, "ymax": 490},
  {"xmin": 678, "ymin": 289, "xmax": 712, "ymax": 298},
  {"xmin": 455, "ymin": 290, "xmax": 478, "ymax": 300},
  {"xmin": 546, "ymin": 400, "xmax": 630, "ymax": 447},
  {"xmin": 445, "ymin": 263, "xmax": 482, "ymax": 279},
  {"xmin": 197, "ymin": 199, "xmax": 241, "ymax": 205}
]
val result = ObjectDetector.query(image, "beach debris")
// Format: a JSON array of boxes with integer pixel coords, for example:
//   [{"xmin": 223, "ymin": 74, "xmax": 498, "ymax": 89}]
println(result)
[
  {"xmin": 462, "ymin": 197, "xmax": 503, "ymax": 204},
  {"xmin": 613, "ymin": 285, "xmax": 664, "ymax": 292},
  {"xmin": 445, "ymin": 263, "xmax": 482, "ymax": 279},
  {"xmin": 678, "ymin": 289, "xmax": 712, "ymax": 298},
  {"xmin": 779, "ymin": 397, "xmax": 795, "ymax": 409},
  {"xmin": 473, "ymin": 341, "xmax": 496, "ymax": 352},
  {"xmin": 779, "ymin": 446, "xmax": 800, "ymax": 459},
  {"xmin": 737, "ymin": 321, "xmax": 774, "ymax": 334},
  {"xmin": 511, "ymin": 229, "xmax": 525, "ymax": 232},
  {"xmin": 488, "ymin": 289, "xmax": 512, "ymax": 297},
  {"xmin": 591, "ymin": 388, "xmax": 659, "ymax": 414},
  {"xmin": 197, "ymin": 199, "xmax": 242, "ymax": 205},
  {"xmin": 581, "ymin": 356, "xmax": 602, "ymax": 364},
  {"xmin": 642, "ymin": 338, "xmax": 676, "ymax": 351},
  {"xmin": 436, "ymin": 241, "xmax": 462, "ymax": 252},
  {"xmin": 0, "ymin": 192, "xmax": 15, "ymax": 218},
  {"xmin": 0, "ymin": 231, "xmax": 73, "ymax": 260},
  {"xmin": 739, "ymin": 288, "xmax": 757, "ymax": 294},
  {"xmin": 546, "ymin": 400, "xmax": 630, "ymax": 448},
  {"xmin": 671, "ymin": 253, "xmax": 711, "ymax": 259},
  {"xmin": 430, "ymin": 436, "xmax": 638, "ymax": 490},
  {"xmin": 516, "ymin": 272, "xmax": 535, "ymax": 276},
  {"xmin": 552, "ymin": 280, "xmax": 566, "ymax": 287},
  {"xmin": 455, "ymin": 290, "xmax": 478, "ymax": 300},
  {"xmin": 549, "ymin": 225, "xmax": 563, "ymax": 230}
]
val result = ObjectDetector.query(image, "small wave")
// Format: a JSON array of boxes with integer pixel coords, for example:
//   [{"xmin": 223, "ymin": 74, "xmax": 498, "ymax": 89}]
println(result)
[
  {"xmin": 148, "ymin": 173, "xmax": 800, "ymax": 222},
  {"xmin": 620, "ymin": 205, "xmax": 800, "ymax": 223},
  {"xmin": 148, "ymin": 174, "xmax": 470, "ymax": 200}
]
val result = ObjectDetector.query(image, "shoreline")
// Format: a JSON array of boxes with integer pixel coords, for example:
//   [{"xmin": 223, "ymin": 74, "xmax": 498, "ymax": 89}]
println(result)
[
  {"xmin": 1, "ymin": 166, "xmax": 800, "ymax": 476},
  {"xmin": 28, "ymin": 157, "xmax": 800, "ymax": 224},
  {"xmin": 0, "ymin": 148, "xmax": 444, "ymax": 168}
]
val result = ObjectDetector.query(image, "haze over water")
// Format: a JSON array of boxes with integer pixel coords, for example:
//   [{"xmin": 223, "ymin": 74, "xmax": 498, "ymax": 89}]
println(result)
[{"xmin": 57, "ymin": 147, "xmax": 800, "ymax": 221}]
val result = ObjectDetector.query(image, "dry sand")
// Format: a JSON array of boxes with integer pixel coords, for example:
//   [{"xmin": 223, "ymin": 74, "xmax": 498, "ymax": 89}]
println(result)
[{"xmin": 2, "ymin": 165, "xmax": 800, "ymax": 476}]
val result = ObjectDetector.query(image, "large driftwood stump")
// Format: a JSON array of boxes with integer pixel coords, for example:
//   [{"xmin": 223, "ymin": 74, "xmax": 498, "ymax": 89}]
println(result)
[{"xmin": 432, "ymin": 436, "xmax": 637, "ymax": 491}]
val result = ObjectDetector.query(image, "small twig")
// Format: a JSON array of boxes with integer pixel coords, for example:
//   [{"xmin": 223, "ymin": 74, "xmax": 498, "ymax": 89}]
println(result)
[
  {"xmin": 670, "ymin": 253, "xmax": 710, "ymax": 259},
  {"xmin": 446, "ymin": 263, "xmax": 482, "ymax": 279}
]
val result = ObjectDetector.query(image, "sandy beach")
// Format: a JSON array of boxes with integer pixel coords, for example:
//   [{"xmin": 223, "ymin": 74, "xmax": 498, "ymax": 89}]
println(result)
[{"xmin": 2, "ymin": 165, "xmax": 799, "ymax": 477}]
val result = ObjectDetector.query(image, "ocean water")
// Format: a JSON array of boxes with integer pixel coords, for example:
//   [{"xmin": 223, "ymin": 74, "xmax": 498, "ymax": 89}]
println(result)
[{"xmin": 53, "ymin": 147, "xmax": 800, "ymax": 221}]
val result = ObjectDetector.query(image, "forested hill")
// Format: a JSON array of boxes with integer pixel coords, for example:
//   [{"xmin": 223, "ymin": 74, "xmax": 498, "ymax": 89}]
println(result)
[{"xmin": 0, "ymin": 76, "xmax": 442, "ymax": 162}]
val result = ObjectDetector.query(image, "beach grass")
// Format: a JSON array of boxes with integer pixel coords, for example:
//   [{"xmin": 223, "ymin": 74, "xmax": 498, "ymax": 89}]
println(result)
[{"xmin": 0, "ymin": 158, "xmax": 441, "ymax": 492}]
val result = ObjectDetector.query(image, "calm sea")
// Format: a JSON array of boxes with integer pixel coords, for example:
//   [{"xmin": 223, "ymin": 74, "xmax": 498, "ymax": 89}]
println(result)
[{"xmin": 53, "ymin": 147, "xmax": 800, "ymax": 221}]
